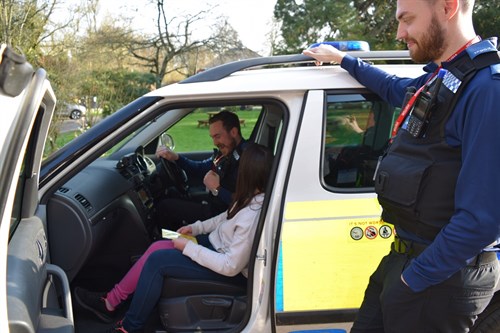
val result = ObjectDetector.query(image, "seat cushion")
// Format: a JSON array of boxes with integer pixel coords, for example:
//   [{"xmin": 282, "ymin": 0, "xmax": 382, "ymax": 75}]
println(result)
[{"xmin": 161, "ymin": 278, "xmax": 246, "ymax": 298}]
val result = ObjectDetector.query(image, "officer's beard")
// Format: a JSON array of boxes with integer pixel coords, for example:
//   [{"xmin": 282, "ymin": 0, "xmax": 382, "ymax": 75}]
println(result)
[
  {"xmin": 408, "ymin": 14, "xmax": 447, "ymax": 64},
  {"xmin": 218, "ymin": 137, "xmax": 238, "ymax": 157}
]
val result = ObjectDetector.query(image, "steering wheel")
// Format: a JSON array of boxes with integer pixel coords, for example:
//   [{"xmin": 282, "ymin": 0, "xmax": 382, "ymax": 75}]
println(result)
[{"xmin": 160, "ymin": 158, "xmax": 189, "ymax": 196}]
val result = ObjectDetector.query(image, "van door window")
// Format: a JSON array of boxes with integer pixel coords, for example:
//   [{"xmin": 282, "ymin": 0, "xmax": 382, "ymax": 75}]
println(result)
[
  {"xmin": 322, "ymin": 93, "xmax": 400, "ymax": 189},
  {"xmin": 165, "ymin": 105, "xmax": 262, "ymax": 152}
]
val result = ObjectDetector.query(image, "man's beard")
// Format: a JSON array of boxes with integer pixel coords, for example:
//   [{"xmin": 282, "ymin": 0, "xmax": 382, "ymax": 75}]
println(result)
[
  {"xmin": 409, "ymin": 15, "xmax": 446, "ymax": 63},
  {"xmin": 219, "ymin": 137, "xmax": 237, "ymax": 156}
]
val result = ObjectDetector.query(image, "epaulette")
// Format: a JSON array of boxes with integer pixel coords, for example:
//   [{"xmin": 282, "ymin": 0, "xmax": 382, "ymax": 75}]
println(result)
[
  {"xmin": 438, "ymin": 39, "xmax": 500, "ymax": 137},
  {"xmin": 491, "ymin": 61, "xmax": 500, "ymax": 79}
]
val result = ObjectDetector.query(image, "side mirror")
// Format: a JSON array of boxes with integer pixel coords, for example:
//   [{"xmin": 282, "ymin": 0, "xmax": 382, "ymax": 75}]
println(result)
[{"xmin": 159, "ymin": 132, "xmax": 175, "ymax": 150}]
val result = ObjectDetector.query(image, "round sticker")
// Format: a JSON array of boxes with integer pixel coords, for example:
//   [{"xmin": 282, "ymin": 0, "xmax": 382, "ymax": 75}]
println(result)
[
  {"xmin": 365, "ymin": 226, "xmax": 378, "ymax": 239},
  {"xmin": 379, "ymin": 225, "xmax": 393, "ymax": 239},
  {"xmin": 350, "ymin": 227, "xmax": 364, "ymax": 240}
]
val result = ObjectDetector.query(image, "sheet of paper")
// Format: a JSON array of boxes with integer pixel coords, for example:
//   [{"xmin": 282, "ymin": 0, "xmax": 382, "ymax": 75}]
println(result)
[{"xmin": 161, "ymin": 229, "xmax": 197, "ymax": 244}]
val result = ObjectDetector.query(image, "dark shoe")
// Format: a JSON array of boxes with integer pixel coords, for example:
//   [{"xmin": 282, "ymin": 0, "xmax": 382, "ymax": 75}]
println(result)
[
  {"xmin": 74, "ymin": 287, "xmax": 114, "ymax": 323},
  {"xmin": 102, "ymin": 319, "xmax": 142, "ymax": 333}
]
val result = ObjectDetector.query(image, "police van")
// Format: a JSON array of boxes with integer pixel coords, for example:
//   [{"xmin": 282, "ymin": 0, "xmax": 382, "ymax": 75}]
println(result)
[{"xmin": 2, "ymin": 41, "xmax": 499, "ymax": 333}]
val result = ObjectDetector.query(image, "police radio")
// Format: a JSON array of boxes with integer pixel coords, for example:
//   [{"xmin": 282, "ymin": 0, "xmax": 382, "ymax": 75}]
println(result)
[{"xmin": 406, "ymin": 69, "xmax": 447, "ymax": 138}]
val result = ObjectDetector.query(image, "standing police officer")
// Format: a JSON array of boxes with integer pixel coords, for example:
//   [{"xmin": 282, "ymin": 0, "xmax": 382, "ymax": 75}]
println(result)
[{"xmin": 304, "ymin": 0, "xmax": 500, "ymax": 332}]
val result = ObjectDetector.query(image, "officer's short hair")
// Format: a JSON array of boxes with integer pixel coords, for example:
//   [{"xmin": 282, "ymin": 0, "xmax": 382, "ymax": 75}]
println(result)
[
  {"xmin": 209, "ymin": 110, "xmax": 242, "ymax": 136},
  {"xmin": 426, "ymin": 0, "xmax": 473, "ymax": 11}
]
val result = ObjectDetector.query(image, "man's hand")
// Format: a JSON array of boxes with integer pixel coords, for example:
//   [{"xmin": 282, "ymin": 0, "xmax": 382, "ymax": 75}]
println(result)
[
  {"xmin": 156, "ymin": 146, "xmax": 179, "ymax": 161},
  {"xmin": 173, "ymin": 237, "xmax": 189, "ymax": 251},
  {"xmin": 203, "ymin": 170, "xmax": 220, "ymax": 192},
  {"xmin": 302, "ymin": 44, "xmax": 346, "ymax": 65},
  {"xmin": 345, "ymin": 115, "xmax": 364, "ymax": 133}
]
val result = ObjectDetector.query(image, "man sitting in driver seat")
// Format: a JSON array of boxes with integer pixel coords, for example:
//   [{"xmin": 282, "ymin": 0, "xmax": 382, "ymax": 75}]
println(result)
[{"xmin": 155, "ymin": 110, "xmax": 247, "ymax": 230}]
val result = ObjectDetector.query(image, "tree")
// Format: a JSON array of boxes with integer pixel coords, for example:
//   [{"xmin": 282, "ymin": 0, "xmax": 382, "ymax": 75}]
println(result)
[
  {"xmin": 272, "ymin": 0, "xmax": 355, "ymax": 55},
  {"xmin": 273, "ymin": 0, "xmax": 500, "ymax": 55},
  {"xmin": 272, "ymin": 0, "xmax": 400, "ymax": 54},
  {"xmin": 208, "ymin": 19, "xmax": 244, "ymax": 58},
  {"xmin": 67, "ymin": 19, "xmax": 156, "ymax": 120},
  {"xmin": 159, "ymin": 18, "xmax": 250, "ymax": 81},
  {"xmin": 473, "ymin": 1, "xmax": 500, "ymax": 39},
  {"xmin": 128, "ymin": 0, "xmax": 215, "ymax": 88},
  {"xmin": 0, "ymin": 0, "xmax": 75, "ymax": 62},
  {"xmin": 350, "ymin": 0, "xmax": 399, "ymax": 50},
  {"xmin": 80, "ymin": 70, "xmax": 155, "ymax": 116},
  {"xmin": 272, "ymin": 0, "xmax": 402, "ymax": 55}
]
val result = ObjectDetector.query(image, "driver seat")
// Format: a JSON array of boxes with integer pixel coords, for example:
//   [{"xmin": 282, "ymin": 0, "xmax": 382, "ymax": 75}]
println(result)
[{"xmin": 158, "ymin": 278, "xmax": 247, "ymax": 332}]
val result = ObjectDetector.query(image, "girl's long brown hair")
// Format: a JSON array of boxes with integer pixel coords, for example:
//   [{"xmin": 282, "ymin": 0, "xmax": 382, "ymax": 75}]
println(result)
[{"xmin": 227, "ymin": 143, "xmax": 273, "ymax": 219}]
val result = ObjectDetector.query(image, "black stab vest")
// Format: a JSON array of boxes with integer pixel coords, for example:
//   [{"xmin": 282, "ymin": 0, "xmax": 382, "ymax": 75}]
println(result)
[{"xmin": 374, "ymin": 42, "xmax": 500, "ymax": 240}]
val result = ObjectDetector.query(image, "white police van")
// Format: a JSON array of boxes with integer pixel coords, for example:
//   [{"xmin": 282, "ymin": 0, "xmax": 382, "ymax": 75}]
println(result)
[{"xmin": 2, "ymin": 41, "xmax": 500, "ymax": 333}]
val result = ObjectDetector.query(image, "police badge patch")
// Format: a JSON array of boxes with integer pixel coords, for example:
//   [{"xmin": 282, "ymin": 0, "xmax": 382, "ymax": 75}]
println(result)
[{"xmin": 442, "ymin": 71, "xmax": 462, "ymax": 94}]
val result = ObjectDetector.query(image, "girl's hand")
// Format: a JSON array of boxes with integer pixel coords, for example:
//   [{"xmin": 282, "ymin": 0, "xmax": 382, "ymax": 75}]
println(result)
[
  {"xmin": 173, "ymin": 237, "xmax": 189, "ymax": 251},
  {"xmin": 177, "ymin": 225, "xmax": 193, "ymax": 235}
]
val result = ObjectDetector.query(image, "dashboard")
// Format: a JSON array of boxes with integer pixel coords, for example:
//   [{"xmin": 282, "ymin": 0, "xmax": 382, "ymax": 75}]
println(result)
[
  {"xmin": 116, "ymin": 150, "xmax": 158, "ymax": 211},
  {"xmin": 46, "ymin": 147, "xmax": 161, "ymax": 281}
]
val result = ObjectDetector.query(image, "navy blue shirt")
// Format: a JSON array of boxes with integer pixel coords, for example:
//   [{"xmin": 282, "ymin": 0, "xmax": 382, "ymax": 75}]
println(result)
[
  {"xmin": 176, "ymin": 140, "xmax": 246, "ymax": 206},
  {"xmin": 341, "ymin": 39, "xmax": 500, "ymax": 292}
]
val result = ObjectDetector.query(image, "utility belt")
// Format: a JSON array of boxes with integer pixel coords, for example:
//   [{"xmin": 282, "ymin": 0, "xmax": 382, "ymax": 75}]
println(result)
[
  {"xmin": 392, "ymin": 236, "xmax": 428, "ymax": 257},
  {"xmin": 392, "ymin": 236, "xmax": 498, "ymax": 266}
]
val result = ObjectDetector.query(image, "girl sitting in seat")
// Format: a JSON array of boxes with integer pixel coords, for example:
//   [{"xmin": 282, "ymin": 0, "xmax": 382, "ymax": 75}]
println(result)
[{"xmin": 74, "ymin": 143, "xmax": 273, "ymax": 333}]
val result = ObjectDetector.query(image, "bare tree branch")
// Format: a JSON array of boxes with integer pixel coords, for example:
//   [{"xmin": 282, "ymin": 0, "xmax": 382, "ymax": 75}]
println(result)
[{"xmin": 127, "ymin": 1, "xmax": 217, "ymax": 87}]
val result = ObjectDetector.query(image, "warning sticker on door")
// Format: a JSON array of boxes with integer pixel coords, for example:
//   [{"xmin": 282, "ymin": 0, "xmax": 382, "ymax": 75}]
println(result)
[
  {"xmin": 350, "ymin": 227, "xmax": 364, "ymax": 240},
  {"xmin": 365, "ymin": 226, "xmax": 378, "ymax": 239},
  {"xmin": 379, "ymin": 225, "xmax": 393, "ymax": 239}
]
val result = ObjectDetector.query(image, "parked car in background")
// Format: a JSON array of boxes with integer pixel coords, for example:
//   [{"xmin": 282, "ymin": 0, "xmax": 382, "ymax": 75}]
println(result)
[{"xmin": 58, "ymin": 102, "xmax": 87, "ymax": 119}]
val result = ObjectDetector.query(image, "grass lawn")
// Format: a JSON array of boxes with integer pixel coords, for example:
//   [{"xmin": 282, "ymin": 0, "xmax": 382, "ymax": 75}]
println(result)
[
  {"xmin": 166, "ymin": 110, "xmax": 260, "ymax": 152},
  {"xmin": 44, "ymin": 130, "xmax": 83, "ymax": 158}
]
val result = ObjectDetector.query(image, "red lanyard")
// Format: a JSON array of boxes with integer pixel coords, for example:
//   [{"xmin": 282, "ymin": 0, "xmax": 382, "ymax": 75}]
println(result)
[
  {"xmin": 211, "ymin": 153, "xmax": 224, "ymax": 171},
  {"xmin": 391, "ymin": 36, "xmax": 480, "ymax": 137}
]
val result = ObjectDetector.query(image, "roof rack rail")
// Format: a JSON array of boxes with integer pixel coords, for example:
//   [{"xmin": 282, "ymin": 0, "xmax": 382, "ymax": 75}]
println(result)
[{"xmin": 180, "ymin": 50, "xmax": 411, "ymax": 84}]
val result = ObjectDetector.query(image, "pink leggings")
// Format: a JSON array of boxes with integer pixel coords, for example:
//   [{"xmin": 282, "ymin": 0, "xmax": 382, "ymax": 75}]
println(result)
[{"xmin": 106, "ymin": 240, "xmax": 174, "ymax": 308}]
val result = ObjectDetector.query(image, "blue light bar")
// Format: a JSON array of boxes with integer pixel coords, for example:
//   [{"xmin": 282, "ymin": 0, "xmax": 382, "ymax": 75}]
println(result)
[{"xmin": 308, "ymin": 41, "xmax": 370, "ymax": 52}]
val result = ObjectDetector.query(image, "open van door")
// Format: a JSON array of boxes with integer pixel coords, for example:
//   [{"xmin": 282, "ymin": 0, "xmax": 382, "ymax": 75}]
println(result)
[{"xmin": 0, "ymin": 45, "xmax": 74, "ymax": 333}]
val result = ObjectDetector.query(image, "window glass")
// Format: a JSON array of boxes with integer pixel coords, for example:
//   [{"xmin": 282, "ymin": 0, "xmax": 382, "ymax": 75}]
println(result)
[
  {"xmin": 322, "ymin": 94, "xmax": 400, "ymax": 189},
  {"xmin": 11, "ymin": 158, "xmax": 25, "ymax": 233},
  {"xmin": 165, "ymin": 105, "xmax": 262, "ymax": 152},
  {"xmin": 11, "ymin": 105, "xmax": 44, "ymax": 234},
  {"xmin": 43, "ymin": 113, "xmax": 87, "ymax": 160}
]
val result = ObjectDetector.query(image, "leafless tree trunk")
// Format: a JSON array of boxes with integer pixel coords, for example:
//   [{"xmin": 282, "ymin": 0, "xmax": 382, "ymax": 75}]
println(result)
[{"xmin": 128, "ymin": 0, "xmax": 217, "ymax": 88}]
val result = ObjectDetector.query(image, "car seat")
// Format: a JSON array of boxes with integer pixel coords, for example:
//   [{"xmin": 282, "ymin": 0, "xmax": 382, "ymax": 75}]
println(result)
[{"xmin": 158, "ymin": 278, "xmax": 247, "ymax": 332}]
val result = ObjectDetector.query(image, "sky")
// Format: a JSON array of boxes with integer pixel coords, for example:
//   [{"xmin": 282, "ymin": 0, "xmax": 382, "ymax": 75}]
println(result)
[{"xmin": 96, "ymin": 0, "xmax": 278, "ymax": 55}]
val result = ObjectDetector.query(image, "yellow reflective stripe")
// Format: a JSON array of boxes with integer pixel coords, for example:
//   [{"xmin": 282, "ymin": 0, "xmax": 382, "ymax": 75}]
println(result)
[
  {"xmin": 280, "ymin": 199, "xmax": 391, "ymax": 312},
  {"xmin": 285, "ymin": 198, "xmax": 381, "ymax": 220}
]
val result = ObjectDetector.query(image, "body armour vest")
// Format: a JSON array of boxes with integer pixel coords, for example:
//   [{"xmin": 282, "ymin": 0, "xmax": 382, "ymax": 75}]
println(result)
[{"xmin": 374, "ymin": 40, "xmax": 500, "ymax": 241}]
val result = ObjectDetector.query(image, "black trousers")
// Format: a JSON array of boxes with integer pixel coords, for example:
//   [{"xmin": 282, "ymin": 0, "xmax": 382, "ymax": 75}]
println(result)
[
  {"xmin": 351, "ymin": 247, "xmax": 499, "ymax": 333},
  {"xmin": 155, "ymin": 197, "xmax": 224, "ymax": 231}
]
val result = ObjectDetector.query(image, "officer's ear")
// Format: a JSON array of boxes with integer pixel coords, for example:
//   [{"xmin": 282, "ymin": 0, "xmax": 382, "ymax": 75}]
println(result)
[
  {"xmin": 229, "ymin": 127, "xmax": 239, "ymax": 138},
  {"xmin": 443, "ymin": 0, "xmax": 459, "ymax": 20}
]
